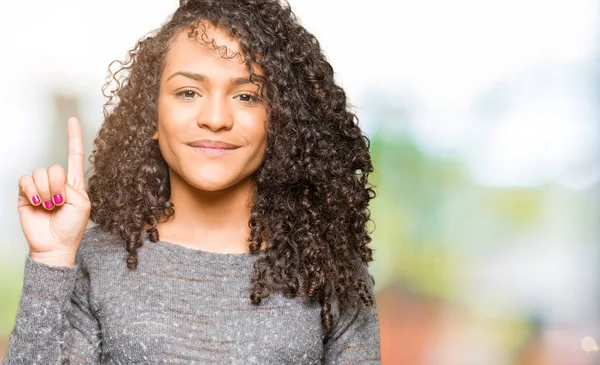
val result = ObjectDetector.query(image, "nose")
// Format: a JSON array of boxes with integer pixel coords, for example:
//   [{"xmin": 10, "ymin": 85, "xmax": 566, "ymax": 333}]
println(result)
[{"xmin": 196, "ymin": 94, "xmax": 234, "ymax": 131}]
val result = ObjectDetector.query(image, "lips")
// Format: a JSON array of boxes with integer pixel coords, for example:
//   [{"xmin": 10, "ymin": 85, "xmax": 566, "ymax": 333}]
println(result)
[{"xmin": 187, "ymin": 140, "xmax": 239, "ymax": 149}]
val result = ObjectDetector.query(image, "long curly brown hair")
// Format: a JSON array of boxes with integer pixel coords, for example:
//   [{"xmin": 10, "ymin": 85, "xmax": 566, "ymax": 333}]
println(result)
[{"xmin": 87, "ymin": 0, "xmax": 377, "ymax": 334}]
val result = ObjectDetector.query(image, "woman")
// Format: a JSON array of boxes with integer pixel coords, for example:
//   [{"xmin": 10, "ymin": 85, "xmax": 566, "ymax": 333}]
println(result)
[{"xmin": 5, "ymin": 0, "xmax": 381, "ymax": 363}]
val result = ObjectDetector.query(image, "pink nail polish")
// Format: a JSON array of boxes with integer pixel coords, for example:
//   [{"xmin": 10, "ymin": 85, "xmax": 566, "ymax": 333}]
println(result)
[
  {"xmin": 53, "ymin": 194, "xmax": 63, "ymax": 205},
  {"xmin": 32, "ymin": 195, "xmax": 40, "ymax": 205},
  {"xmin": 44, "ymin": 200, "xmax": 54, "ymax": 209}
]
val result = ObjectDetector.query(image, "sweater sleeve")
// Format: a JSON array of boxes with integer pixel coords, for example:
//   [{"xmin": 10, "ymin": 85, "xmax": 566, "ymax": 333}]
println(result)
[
  {"xmin": 322, "ymin": 264, "xmax": 382, "ymax": 365},
  {"xmin": 3, "ymin": 252, "xmax": 102, "ymax": 364}
]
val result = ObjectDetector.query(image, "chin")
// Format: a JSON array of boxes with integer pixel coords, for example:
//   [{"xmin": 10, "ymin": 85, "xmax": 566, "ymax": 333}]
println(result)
[
  {"xmin": 183, "ymin": 170, "xmax": 249, "ymax": 192},
  {"xmin": 170, "ymin": 156, "xmax": 257, "ymax": 192},
  {"xmin": 187, "ymin": 176, "xmax": 236, "ymax": 192}
]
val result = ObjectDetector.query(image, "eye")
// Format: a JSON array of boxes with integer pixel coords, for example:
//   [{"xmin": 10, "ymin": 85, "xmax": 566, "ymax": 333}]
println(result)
[
  {"xmin": 234, "ymin": 93, "xmax": 261, "ymax": 104},
  {"xmin": 175, "ymin": 88, "xmax": 200, "ymax": 99}
]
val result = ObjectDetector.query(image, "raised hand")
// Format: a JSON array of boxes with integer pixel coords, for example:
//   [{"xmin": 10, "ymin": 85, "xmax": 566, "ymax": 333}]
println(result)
[{"xmin": 17, "ymin": 117, "xmax": 91, "ymax": 267}]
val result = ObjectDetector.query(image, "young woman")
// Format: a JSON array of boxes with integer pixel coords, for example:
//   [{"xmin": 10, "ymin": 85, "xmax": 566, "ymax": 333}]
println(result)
[{"xmin": 5, "ymin": 0, "xmax": 381, "ymax": 363}]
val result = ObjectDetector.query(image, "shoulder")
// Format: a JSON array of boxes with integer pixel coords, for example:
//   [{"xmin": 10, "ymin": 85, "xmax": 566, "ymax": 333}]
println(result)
[{"xmin": 329, "ymin": 260, "xmax": 377, "ymax": 324}]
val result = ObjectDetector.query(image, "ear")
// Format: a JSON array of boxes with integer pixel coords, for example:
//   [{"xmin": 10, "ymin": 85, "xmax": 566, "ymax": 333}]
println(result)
[{"xmin": 151, "ymin": 122, "xmax": 158, "ymax": 141}]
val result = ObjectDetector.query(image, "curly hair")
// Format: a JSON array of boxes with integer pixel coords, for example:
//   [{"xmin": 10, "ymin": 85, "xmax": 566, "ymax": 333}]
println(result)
[{"xmin": 86, "ymin": 0, "xmax": 376, "ymax": 334}]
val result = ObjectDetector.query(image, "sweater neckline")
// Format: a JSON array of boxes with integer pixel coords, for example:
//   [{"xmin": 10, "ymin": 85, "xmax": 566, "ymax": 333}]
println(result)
[{"xmin": 142, "ymin": 231, "xmax": 262, "ymax": 265}]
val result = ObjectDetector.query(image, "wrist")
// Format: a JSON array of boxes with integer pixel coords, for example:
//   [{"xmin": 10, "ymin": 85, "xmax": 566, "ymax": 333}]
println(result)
[{"xmin": 29, "ymin": 251, "xmax": 77, "ymax": 267}]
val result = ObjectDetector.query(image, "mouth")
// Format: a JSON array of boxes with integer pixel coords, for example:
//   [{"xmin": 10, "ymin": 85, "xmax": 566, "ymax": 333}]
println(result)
[{"xmin": 190, "ymin": 145, "xmax": 237, "ymax": 157}]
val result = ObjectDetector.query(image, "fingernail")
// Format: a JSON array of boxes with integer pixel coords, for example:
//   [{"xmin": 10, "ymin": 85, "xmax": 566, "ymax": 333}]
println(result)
[
  {"xmin": 44, "ymin": 200, "xmax": 54, "ymax": 209},
  {"xmin": 32, "ymin": 195, "xmax": 40, "ymax": 205},
  {"xmin": 53, "ymin": 194, "xmax": 64, "ymax": 205}
]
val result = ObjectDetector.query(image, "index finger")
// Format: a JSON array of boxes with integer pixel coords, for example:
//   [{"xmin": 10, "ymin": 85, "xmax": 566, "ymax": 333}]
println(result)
[{"xmin": 67, "ymin": 117, "xmax": 85, "ymax": 189}]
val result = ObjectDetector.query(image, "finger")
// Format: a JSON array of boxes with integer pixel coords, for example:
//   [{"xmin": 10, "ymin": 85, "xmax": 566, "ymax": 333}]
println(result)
[
  {"xmin": 66, "ymin": 117, "xmax": 85, "ymax": 190},
  {"xmin": 64, "ymin": 181, "xmax": 92, "ymax": 214},
  {"xmin": 48, "ymin": 164, "xmax": 67, "ymax": 206},
  {"xmin": 18, "ymin": 175, "xmax": 41, "ymax": 206},
  {"xmin": 32, "ymin": 167, "xmax": 54, "ymax": 210}
]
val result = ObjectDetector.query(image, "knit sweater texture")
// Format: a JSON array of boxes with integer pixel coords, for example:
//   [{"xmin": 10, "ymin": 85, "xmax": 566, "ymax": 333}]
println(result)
[{"xmin": 3, "ymin": 225, "xmax": 381, "ymax": 364}]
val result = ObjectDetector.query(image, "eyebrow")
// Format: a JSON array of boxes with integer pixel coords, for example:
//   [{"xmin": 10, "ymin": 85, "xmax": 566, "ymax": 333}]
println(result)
[{"xmin": 166, "ymin": 71, "xmax": 261, "ymax": 86}]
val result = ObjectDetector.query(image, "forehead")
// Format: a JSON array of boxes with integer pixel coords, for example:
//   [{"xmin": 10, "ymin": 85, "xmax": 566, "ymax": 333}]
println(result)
[{"xmin": 163, "ymin": 24, "xmax": 250, "ymax": 75}]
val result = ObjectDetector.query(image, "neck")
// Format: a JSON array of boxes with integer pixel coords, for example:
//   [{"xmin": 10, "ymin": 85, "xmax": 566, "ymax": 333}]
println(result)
[{"xmin": 155, "ymin": 169, "xmax": 256, "ymax": 253}]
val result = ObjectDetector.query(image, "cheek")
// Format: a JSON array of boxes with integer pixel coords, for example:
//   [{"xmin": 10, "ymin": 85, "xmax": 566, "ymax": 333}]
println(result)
[
  {"xmin": 248, "ymin": 122, "xmax": 268, "ymax": 155},
  {"xmin": 251, "ymin": 128, "xmax": 268, "ymax": 168},
  {"xmin": 245, "ymin": 111, "xmax": 268, "ymax": 144},
  {"xmin": 157, "ymin": 101, "xmax": 195, "ymax": 143},
  {"xmin": 159, "ymin": 98, "xmax": 193, "ymax": 126}
]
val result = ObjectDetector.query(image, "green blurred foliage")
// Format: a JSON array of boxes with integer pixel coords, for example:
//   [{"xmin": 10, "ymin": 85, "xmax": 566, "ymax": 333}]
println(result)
[
  {"xmin": 368, "ymin": 126, "xmax": 548, "ymax": 302},
  {"xmin": 0, "ymin": 257, "xmax": 23, "ymax": 337}
]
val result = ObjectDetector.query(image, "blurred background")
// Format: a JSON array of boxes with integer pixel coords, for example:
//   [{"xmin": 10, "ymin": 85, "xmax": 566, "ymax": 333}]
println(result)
[{"xmin": 1, "ymin": 0, "xmax": 598, "ymax": 364}]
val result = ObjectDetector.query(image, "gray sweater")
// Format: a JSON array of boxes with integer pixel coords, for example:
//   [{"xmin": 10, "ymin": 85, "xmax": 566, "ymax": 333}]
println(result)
[{"xmin": 3, "ymin": 225, "xmax": 381, "ymax": 364}]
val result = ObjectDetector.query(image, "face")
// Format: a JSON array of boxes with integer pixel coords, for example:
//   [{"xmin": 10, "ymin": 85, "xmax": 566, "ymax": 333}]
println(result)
[{"xmin": 152, "ymin": 24, "xmax": 268, "ymax": 192}]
